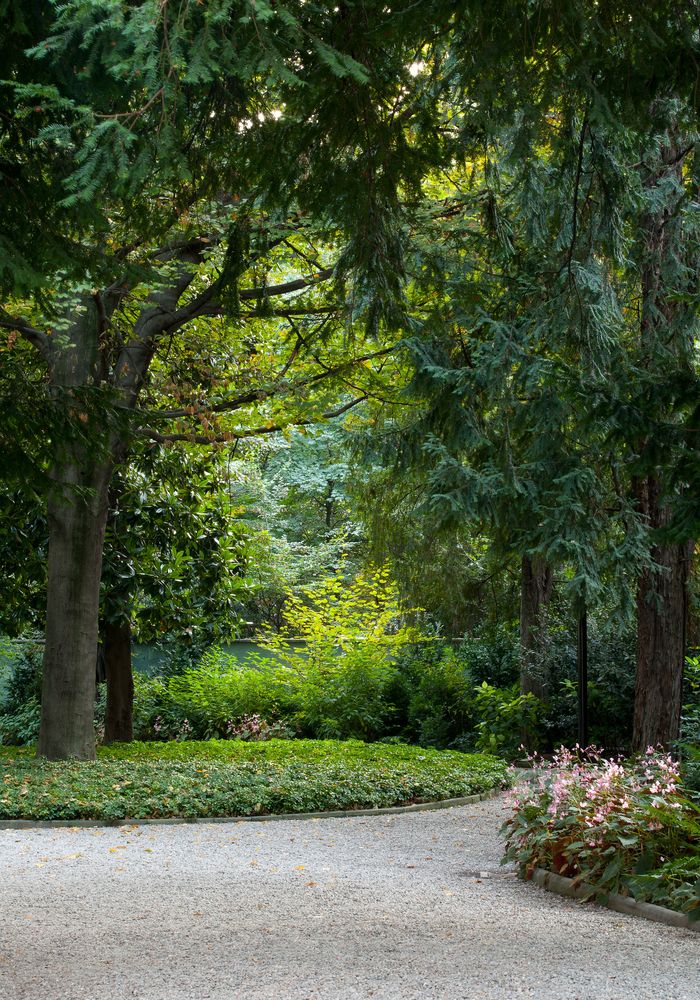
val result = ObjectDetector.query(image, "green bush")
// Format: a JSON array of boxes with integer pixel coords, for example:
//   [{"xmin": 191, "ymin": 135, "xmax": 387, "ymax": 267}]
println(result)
[
  {"xmin": 679, "ymin": 657, "xmax": 700, "ymax": 796},
  {"xmin": 627, "ymin": 856, "xmax": 700, "ymax": 917},
  {"xmin": 473, "ymin": 681, "xmax": 542, "ymax": 757},
  {"xmin": 132, "ymin": 674, "xmax": 172, "ymax": 740},
  {"xmin": 254, "ymin": 566, "xmax": 418, "ymax": 741},
  {"xmin": 129, "ymin": 635, "xmax": 539, "ymax": 755},
  {"xmin": 0, "ymin": 739, "xmax": 510, "ymax": 821},
  {"xmin": 391, "ymin": 644, "xmax": 476, "ymax": 748},
  {"xmin": 538, "ymin": 617, "xmax": 636, "ymax": 750},
  {"xmin": 283, "ymin": 644, "xmax": 397, "ymax": 740},
  {"xmin": 0, "ymin": 636, "xmax": 43, "ymax": 746},
  {"xmin": 131, "ymin": 660, "xmax": 292, "ymax": 741},
  {"xmin": 456, "ymin": 629, "xmax": 519, "ymax": 688},
  {"xmin": 167, "ymin": 654, "xmax": 292, "ymax": 738}
]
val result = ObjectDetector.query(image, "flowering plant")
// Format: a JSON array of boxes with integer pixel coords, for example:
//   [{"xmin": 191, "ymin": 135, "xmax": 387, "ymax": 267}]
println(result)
[
  {"xmin": 224, "ymin": 714, "xmax": 293, "ymax": 742},
  {"xmin": 501, "ymin": 746, "xmax": 700, "ymax": 919},
  {"xmin": 152, "ymin": 714, "xmax": 193, "ymax": 741}
]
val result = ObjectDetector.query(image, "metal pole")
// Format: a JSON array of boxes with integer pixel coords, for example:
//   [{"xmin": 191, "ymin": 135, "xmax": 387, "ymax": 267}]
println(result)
[{"xmin": 577, "ymin": 604, "xmax": 589, "ymax": 747}]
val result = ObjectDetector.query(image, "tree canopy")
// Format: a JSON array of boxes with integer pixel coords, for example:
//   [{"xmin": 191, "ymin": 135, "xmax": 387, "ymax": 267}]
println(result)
[{"xmin": 2, "ymin": 0, "xmax": 700, "ymax": 757}]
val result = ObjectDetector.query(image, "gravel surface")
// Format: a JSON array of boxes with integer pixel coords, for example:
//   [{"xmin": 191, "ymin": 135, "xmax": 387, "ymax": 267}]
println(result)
[{"xmin": 0, "ymin": 795, "xmax": 698, "ymax": 1000}]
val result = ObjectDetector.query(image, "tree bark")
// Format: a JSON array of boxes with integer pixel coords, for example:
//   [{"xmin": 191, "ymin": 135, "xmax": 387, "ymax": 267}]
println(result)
[
  {"xmin": 519, "ymin": 554, "xmax": 553, "ymax": 702},
  {"xmin": 103, "ymin": 618, "xmax": 134, "ymax": 744},
  {"xmin": 37, "ymin": 302, "xmax": 113, "ymax": 760},
  {"xmin": 35, "ymin": 252, "xmax": 207, "ymax": 759},
  {"xmin": 631, "ymin": 125, "xmax": 694, "ymax": 750},
  {"xmin": 38, "ymin": 457, "xmax": 111, "ymax": 759},
  {"xmin": 633, "ymin": 476, "xmax": 693, "ymax": 750}
]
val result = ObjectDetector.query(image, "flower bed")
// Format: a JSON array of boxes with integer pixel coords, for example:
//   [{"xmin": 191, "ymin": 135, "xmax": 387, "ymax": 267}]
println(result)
[{"xmin": 502, "ymin": 747, "xmax": 700, "ymax": 922}]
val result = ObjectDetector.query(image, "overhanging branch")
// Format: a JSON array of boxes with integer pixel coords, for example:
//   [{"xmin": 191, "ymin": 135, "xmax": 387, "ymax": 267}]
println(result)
[
  {"xmin": 0, "ymin": 313, "xmax": 52, "ymax": 362},
  {"xmin": 139, "ymin": 396, "xmax": 368, "ymax": 445},
  {"xmin": 142, "ymin": 345, "xmax": 396, "ymax": 421},
  {"xmin": 168, "ymin": 268, "xmax": 336, "ymax": 330}
]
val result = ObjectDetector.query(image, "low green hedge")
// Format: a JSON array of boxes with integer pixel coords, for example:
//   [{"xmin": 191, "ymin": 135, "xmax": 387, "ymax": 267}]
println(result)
[{"xmin": 0, "ymin": 739, "xmax": 509, "ymax": 821}]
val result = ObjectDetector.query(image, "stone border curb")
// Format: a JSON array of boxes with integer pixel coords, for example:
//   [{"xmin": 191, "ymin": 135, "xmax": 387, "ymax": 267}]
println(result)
[
  {"xmin": 530, "ymin": 867, "xmax": 699, "ymax": 934},
  {"xmin": 0, "ymin": 787, "xmax": 503, "ymax": 830}
]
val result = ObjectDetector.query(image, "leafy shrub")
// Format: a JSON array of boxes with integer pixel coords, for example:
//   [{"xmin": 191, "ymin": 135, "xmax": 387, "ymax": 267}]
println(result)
[
  {"xmin": 626, "ymin": 856, "xmax": 700, "ymax": 917},
  {"xmin": 0, "ymin": 739, "xmax": 510, "ymax": 821},
  {"xmin": 131, "ymin": 657, "xmax": 293, "ymax": 741},
  {"xmin": 538, "ymin": 617, "xmax": 636, "ymax": 750},
  {"xmin": 0, "ymin": 699, "xmax": 42, "ymax": 746},
  {"xmin": 391, "ymin": 644, "xmax": 476, "ymax": 748},
  {"xmin": 0, "ymin": 636, "xmax": 43, "ymax": 745},
  {"xmin": 502, "ymin": 746, "xmax": 700, "ymax": 919},
  {"xmin": 282, "ymin": 644, "xmax": 397, "ymax": 740},
  {"xmin": 132, "ymin": 674, "xmax": 172, "ymax": 740},
  {"xmin": 679, "ymin": 656, "xmax": 700, "ymax": 795},
  {"xmin": 167, "ymin": 655, "xmax": 292, "ymax": 738},
  {"xmin": 473, "ymin": 682, "xmax": 542, "ymax": 758},
  {"xmin": 456, "ymin": 629, "xmax": 519, "ymax": 688},
  {"xmin": 256, "ymin": 566, "xmax": 418, "ymax": 740}
]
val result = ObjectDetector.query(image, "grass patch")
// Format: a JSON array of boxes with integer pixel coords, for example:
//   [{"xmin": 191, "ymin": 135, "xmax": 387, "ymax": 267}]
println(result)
[{"xmin": 0, "ymin": 739, "xmax": 509, "ymax": 822}]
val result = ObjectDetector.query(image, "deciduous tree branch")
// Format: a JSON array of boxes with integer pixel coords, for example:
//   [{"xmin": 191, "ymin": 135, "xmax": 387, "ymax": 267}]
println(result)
[
  {"xmin": 0, "ymin": 313, "xmax": 52, "ymax": 362},
  {"xmin": 142, "ymin": 346, "xmax": 396, "ymax": 421},
  {"xmin": 139, "ymin": 396, "xmax": 368, "ymax": 444}
]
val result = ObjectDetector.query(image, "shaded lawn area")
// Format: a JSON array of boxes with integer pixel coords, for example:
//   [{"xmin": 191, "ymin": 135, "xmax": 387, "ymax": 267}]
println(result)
[{"xmin": 0, "ymin": 739, "xmax": 510, "ymax": 821}]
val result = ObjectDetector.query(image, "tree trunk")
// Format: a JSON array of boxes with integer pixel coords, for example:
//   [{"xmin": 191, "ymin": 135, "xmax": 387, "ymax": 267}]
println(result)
[
  {"xmin": 519, "ymin": 554, "xmax": 554, "ymax": 702},
  {"xmin": 103, "ymin": 618, "xmax": 134, "ymax": 744},
  {"xmin": 35, "ymin": 257, "xmax": 201, "ymax": 759},
  {"xmin": 631, "ymin": 125, "xmax": 694, "ymax": 750},
  {"xmin": 37, "ymin": 302, "xmax": 114, "ymax": 761},
  {"xmin": 633, "ymin": 476, "xmax": 693, "ymax": 750},
  {"xmin": 38, "ymin": 458, "xmax": 111, "ymax": 760}
]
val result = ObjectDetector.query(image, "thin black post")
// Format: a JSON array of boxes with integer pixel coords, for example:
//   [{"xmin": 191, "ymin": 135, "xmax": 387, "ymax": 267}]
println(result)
[{"xmin": 577, "ymin": 603, "xmax": 589, "ymax": 747}]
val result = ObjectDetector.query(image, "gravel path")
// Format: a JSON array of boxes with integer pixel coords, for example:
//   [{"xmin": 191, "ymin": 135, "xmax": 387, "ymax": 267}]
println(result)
[{"xmin": 0, "ymin": 795, "xmax": 698, "ymax": 1000}]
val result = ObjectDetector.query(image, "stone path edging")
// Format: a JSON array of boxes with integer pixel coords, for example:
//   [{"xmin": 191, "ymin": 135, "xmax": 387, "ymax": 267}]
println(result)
[
  {"xmin": 0, "ymin": 787, "xmax": 503, "ymax": 830},
  {"xmin": 530, "ymin": 866, "xmax": 699, "ymax": 933}
]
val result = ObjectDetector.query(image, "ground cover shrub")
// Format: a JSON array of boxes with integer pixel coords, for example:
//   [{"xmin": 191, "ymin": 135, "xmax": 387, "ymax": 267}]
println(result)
[
  {"xmin": 0, "ymin": 739, "xmax": 509, "ymax": 821},
  {"xmin": 502, "ymin": 747, "xmax": 700, "ymax": 920}
]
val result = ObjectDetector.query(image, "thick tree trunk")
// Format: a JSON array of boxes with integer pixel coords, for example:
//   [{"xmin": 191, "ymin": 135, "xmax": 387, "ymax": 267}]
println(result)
[
  {"xmin": 35, "ymin": 256, "xmax": 201, "ymax": 759},
  {"xmin": 519, "ymin": 554, "xmax": 554, "ymax": 702},
  {"xmin": 631, "ymin": 127, "xmax": 694, "ymax": 751},
  {"xmin": 633, "ymin": 476, "xmax": 693, "ymax": 750},
  {"xmin": 103, "ymin": 619, "xmax": 134, "ymax": 744},
  {"xmin": 38, "ymin": 459, "xmax": 111, "ymax": 760},
  {"xmin": 37, "ymin": 301, "xmax": 114, "ymax": 761}
]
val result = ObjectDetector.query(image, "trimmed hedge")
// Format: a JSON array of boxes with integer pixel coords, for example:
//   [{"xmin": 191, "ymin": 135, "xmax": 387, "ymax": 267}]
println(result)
[{"xmin": 0, "ymin": 739, "xmax": 509, "ymax": 821}]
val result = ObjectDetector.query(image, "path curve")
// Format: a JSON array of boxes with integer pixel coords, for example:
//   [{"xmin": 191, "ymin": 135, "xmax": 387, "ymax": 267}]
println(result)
[{"xmin": 1, "ymin": 795, "xmax": 697, "ymax": 1000}]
